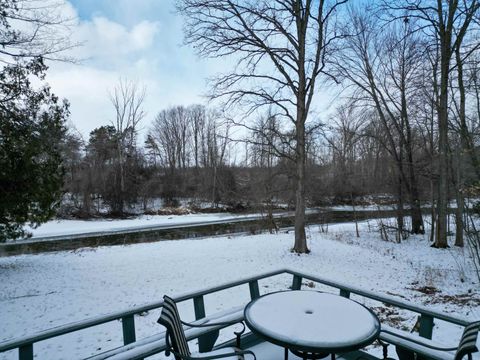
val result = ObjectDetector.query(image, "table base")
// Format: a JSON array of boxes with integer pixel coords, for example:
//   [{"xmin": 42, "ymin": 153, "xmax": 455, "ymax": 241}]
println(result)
[{"xmin": 285, "ymin": 347, "xmax": 335, "ymax": 360}]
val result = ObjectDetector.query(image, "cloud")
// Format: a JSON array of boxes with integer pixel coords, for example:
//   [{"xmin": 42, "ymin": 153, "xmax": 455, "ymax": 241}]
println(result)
[
  {"xmin": 43, "ymin": 1, "xmax": 194, "ymax": 139},
  {"xmin": 44, "ymin": 0, "xmax": 233, "ymax": 142},
  {"xmin": 47, "ymin": 66, "xmax": 119, "ymax": 137},
  {"xmin": 131, "ymin": 21, "xmax": 159, "ymax": 49},
  {"xmin": 13, "ymin": 0, "xmax": 332, "ymax": 145},
  {"xmin": 72, "ymin": 17, "xmax": 160, "ymax": 61}
]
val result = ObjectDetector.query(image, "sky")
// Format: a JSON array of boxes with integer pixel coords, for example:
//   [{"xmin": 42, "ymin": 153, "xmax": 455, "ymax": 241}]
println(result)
[
  {"xmin": 45, "ymin": 0, "xmax": 337, "ymax": 144},
  {"xmin": 46, "ymin": 0, "xmax": 225, "ymax": 140}
]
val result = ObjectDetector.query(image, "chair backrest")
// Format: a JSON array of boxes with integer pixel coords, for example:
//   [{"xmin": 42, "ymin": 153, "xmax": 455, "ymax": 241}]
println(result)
[
  {"xmin": 455, "ymin": 321, "xmax": 480, "ymax": 360},
  {"xmin": 157, "ymin": 295, "xmax": 191, "ymax": 359}
]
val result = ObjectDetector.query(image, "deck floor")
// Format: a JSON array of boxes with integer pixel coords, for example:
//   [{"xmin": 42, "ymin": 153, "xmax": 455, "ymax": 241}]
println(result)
[{"xmin": 247, "ymin": 342, "xmax": 303, "ymax": 360}]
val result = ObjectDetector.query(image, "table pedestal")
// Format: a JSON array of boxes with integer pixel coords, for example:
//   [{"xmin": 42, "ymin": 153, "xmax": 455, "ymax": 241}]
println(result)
[{"xmin": 288, "ymin": 348, "xmax": 334, "ymax": 360}]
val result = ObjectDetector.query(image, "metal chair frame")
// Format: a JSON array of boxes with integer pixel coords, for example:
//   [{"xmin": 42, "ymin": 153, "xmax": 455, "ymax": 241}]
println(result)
[
  {"xmin": 379, "ymin": 321, "xmax": 480, "ymax": 360},
  {"xmin": 158, "ymin": 295, "xmax": 256, "ymax": 360}
]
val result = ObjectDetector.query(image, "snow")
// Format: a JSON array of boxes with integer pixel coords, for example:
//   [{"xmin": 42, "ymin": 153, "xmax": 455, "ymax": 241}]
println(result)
[
  {"xmin": 245, "ymin": 291, "xmax": 379, "ymax": 349},
  {"xmin": 14, "ymin": 209, "xmax": 319, "ymax": 241},
  {"xmin": 326, "ymin": 205, "xmax": 397, "ymax": 211},
  {"xmin": 19, "ymin": 213, "xmax": 263, "ymax": 239},
  {"xmin": 0, "ymin": 220, "xmax": 479, "ymax": 359},
  {"xmin": 190, "ymin": 346, "xmax": 239, "ymax": 359},
  {"xmin": 244, "ymin": 342, "xmax": 303, "ymax": 359}
]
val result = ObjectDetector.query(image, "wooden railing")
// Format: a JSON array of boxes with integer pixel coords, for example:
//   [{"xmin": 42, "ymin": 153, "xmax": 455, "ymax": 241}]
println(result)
[{"xmin": 0, "ymin": 268, "xmax": 473, "ymax": 360}]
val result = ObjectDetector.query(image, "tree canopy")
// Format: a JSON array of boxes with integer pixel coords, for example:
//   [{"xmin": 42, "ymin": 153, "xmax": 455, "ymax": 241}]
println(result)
[{"xmin": 0, "ymin": 0, "xmax": 70, "ymax": 241}]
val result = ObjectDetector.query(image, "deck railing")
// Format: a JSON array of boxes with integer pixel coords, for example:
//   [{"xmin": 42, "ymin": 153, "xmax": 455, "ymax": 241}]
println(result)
[{"xmin": 0, "ymin": 268, "xmax": 473, "ymax": 360}]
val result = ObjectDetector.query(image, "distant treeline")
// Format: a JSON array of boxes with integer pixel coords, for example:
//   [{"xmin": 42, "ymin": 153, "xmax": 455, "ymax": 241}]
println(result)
[{"xmin": 60, "ymin": 100, "xmax": 479, "ymax": 222}]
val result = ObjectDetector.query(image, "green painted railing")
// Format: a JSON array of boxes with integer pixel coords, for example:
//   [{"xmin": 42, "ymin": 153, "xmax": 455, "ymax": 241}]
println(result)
[{"xmin": 0, "ymin": 268, "xmax": 473, "ymax": 360}]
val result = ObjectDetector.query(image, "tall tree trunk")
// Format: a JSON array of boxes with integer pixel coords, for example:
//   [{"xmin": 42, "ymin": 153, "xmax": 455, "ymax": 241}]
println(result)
[
  {"xmin": 293, "ymin": 101, "xmax": 308, "ymax": 253},
  {"xmin": 430, "ymin": 179, "xmax": 436, "ymax": 243},
  {"xmin": 448, "ymin": 141, "xmax": 464, "ymax": 247},
  {"xmin": 212, "ymin": 165, "xmax": 217, "ymax": 207},
  {"xmin": 119, "ymin": 149, "xmax": 125, "ymax": 214},
  {"xmin": 472, "ymin": 64, "xmax": 480, "ymax": 176},
  {"xmin": 398, "ymin": 27, "xmax": 424, "ymax": 236},
  {"xmin": 405, "ymin": 129, "xmax": 424, "ymax": 234},
  {"xmin": 409, "ymin": 181, "xmax": 424, "ymax": 234},
  {"xmin": 454, "ymin": 174, "xmax": 464, "ymax": 247},
  {"xmin": 434, "ymin": 29, "xmax": 451, "ymax": 248},
  {"xmin": 396, "ymin": 173, "xmax": 405, "ymax": 239},
  {"xmin": 452, "ymin": 43, "xmax": 470, "ymax": 247},
  {"xmin": 292, "ymin": 4, "xmax": 308, "ymax": 254},
  {"xmin": 351, "ymin": 193, "xmax": 360, "ymax": 238}
]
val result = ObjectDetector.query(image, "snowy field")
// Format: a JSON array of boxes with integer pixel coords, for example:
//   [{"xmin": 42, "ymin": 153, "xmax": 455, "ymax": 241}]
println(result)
[
  {"xmin": 18, "ymin": 206, "xmax": 385, "ymax": 240},
  {"xmin": 19, "ymin": 213, "xmax": 263, "ymax": 239},
  {"xmin": 1, "ymin": 220, "xmax": 479, "ymax": 359}
]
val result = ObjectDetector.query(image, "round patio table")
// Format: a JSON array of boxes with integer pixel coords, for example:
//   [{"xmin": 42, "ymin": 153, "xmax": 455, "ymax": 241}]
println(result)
[{"xmin": 244, "ymin": 290, "xmax": 380, "ymax": 360}]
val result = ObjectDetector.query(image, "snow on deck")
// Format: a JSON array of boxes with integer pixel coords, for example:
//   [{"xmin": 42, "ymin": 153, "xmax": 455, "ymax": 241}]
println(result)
[{"xmin": 0, "ymin": 221, "xmax": 479, "ymax": 359}]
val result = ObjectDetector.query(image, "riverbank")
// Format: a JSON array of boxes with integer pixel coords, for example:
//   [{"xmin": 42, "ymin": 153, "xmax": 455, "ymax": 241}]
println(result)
[{"xmin": 1, "ymin": 208, "xmax": 415, "ymax": 256}]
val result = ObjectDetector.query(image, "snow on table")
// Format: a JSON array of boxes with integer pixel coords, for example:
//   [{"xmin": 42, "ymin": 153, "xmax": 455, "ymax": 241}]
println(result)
[{"xmin": 245, "ymin": 291, "xmax": 379, "ymax": 351}]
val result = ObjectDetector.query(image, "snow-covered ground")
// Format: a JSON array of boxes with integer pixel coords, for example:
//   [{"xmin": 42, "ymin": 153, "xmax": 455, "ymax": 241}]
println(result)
[
  {"xmin": 0, "ymin": 220, "xmax": 479, "ymax": 359},
  {"xmin": 326, "ymin": 205, "xmax": 397, "ymax": 211},
  {"xmin": 20, "ymin": 213, "xmax": 263, "ymax": 239},
  {"xmin": 16, "ymin": 209, "xmax": 322, "ymax": 241}
]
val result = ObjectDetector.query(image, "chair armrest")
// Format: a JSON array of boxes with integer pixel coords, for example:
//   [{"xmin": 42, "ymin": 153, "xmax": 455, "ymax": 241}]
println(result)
[
  {"xmin": 380, "ymin": 329, "xmax": 458, "ymax": 351},
  {"xmin": 181, "ymin": 320, "xmax": 244, "ymax": 329},
  {"xmin": 167, "ymin": 348, "xmax": 256, "ymax": 360},
  {"xmin": 181, "ymin": 320, "xmax": 246, "ymax": 347}
]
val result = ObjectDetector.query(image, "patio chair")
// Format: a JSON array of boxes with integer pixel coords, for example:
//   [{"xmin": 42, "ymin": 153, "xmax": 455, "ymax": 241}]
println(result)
[
  {"xmin": 157, "ymin": 295, "xmax": 256, "ymax": 360},
  {"xmin": 381, "ymin": 321, "xmax": 480, "ymax": 360}
]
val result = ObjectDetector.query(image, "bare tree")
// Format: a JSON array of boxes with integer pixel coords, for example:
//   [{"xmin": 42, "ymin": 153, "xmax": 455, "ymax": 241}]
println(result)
[
  {"xmin": 152, "ymin": 106, "xmax": 191, "ymax": 170},
  {"xmin": 248, "ymin": 113, "xmax": 283, "ymax": 231},
  {"xmin": 189, "ymin": 104, "xmax": 206, "ymax": 170},
  {"xmin": 380, "ymin": 0, "xmax": 480, "ymax": 247},
  {"xmin": 178, "ymin": 0, "xmax": 348, "ymax": 253},
  {"xmin": 109, "ymin": 79, "xmax": 147, "ymax": 214},
  {"xmin": 334, "ymin": 7, "xmax": 425, "ymax": 235},
  {"xmin": 323, "ymin": 104, "xmax": 364, "ymax": 201},
  {"xmin": 198, "ymin": 110, "xmax": 231, "ymax": 206},
  {"xmin": 0, "ymin": 0, "xmax": 77, "ymax": 63},
  {"xmin": 449, "ymin": 40, "xmax": 480, "ymax": 247},
  {"xmin": 148, "ymin": 105, "xmax": 232, "ymax": 206},
  {"xmin": 323, "ymin": 104, "xmax": 366, "ymax": 237}
]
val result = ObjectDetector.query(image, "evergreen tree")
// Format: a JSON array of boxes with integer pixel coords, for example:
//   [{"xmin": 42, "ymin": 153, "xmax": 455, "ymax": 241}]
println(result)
[{"xmin": 0, "ymin": 58, "xmax": 69, "ymax": 241}]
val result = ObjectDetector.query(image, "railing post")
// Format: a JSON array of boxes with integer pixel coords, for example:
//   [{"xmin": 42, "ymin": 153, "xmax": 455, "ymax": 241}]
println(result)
[
  {"xmin": 291, "ymin": 275, "xmax": 302, "ymax": 290},
  {"xmin": 419, "ymin": 314, "xmax": 434, "ymax": 339},
  {"xmin": 194, "ymin": 295, "xmax": 218, "ymax": 353},
  {"xmin": 339, "ymin": 289, "xmax": 350, "ymax": 298},
  {"xmin": 19, "ymin": 344, "xmax": 33, "ymax": 360},
  {"xmin": 249, "ymin": 280, "xmax": 260, "ymax": 299},
  {"xmin": 122, "ymin": 315, "xmax": 136, "ymax": 345},
  {"xmin": 193, "ymin": 295, "xmax": 206, "ymax": 319}
]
